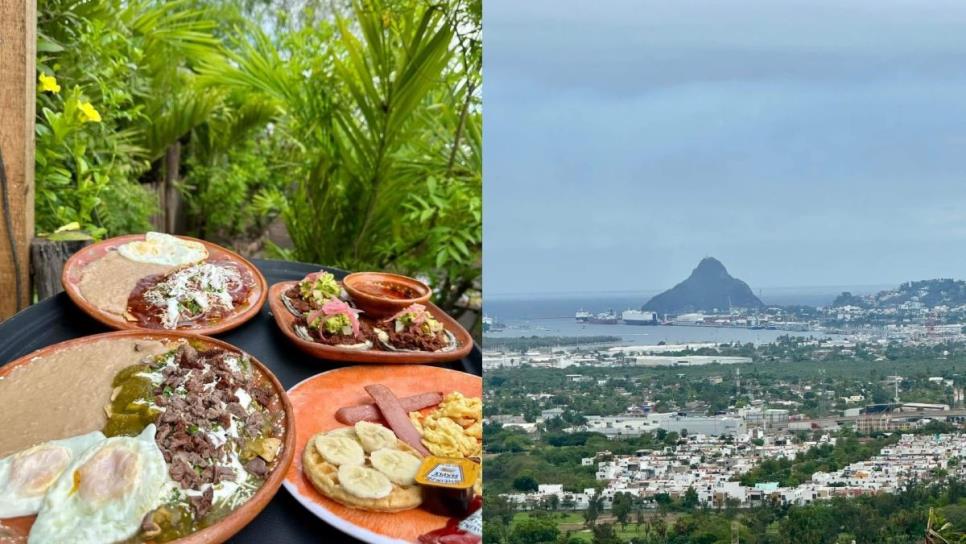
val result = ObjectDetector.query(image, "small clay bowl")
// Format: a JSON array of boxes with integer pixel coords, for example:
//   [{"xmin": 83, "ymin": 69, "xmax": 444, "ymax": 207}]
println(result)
[{"xmin": 342, "ymin": 272, "xmax": 431, "ymax": 319}]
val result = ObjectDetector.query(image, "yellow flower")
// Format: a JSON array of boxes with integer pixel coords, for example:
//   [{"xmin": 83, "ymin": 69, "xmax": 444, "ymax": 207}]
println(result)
[
  {"xmin": 78, "ymin": 102, "xmax": 101, "ymax": 123},
  {"xmin": 38, "ymin": 73, "xmax": 60, "ymax": 94}
]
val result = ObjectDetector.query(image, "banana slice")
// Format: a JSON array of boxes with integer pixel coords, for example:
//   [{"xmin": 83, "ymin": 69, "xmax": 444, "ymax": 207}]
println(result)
[
  {"xmin": 314, "ymin": 435, "xmax": 365, "ymax": 467},
  {"xmin": 338, "ymin": 464, "xmax": 393, "ymax": 499},
  {"xmin": 354, "ymin": 421, "xmax": 398, "ymax": 452},
  {"xmin": 327, "ymin": 427, "xmax": 359, "ymax": 441},
  {"xmin": 370, "ymin": 448, "xmax": 422, "ymax": 486}
]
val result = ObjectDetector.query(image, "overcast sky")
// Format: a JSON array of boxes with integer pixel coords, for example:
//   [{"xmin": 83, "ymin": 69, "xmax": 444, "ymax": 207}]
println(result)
[{"xmin": 483, "ymin": 0, "xmax": 966, "ymax": 296}]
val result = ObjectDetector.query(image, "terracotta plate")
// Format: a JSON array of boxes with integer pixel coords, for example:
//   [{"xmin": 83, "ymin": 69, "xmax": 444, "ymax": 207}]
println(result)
[
  {"xmin": 283, "ymin": 365, "xmax": 481, "ymax": 543},
  {"xmin": 0, "ymin": 330, "xmax": 295, "ymax": 544},
  {"xmin": 268, "ymin": 281, "xmax": 474, "ymax": 364},
  {"xmin": 62, "ymin": 234, "xmax": 268, "ymax": 335}
]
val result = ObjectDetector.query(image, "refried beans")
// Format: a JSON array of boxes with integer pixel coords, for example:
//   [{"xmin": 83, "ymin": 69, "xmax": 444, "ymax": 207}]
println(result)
[
  {"xmin": 0, "ymin": 337, "xmax": 180, "ymax": 456},
  {"xmin": 77, "ymin": 251, "xmax": 174, "ymax": 316}
]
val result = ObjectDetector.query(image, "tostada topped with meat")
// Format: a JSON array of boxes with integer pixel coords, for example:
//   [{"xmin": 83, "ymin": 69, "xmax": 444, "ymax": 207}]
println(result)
[
  {"xmin": 293, "ymin": 299, "xmax": 374, "ymax": 350},
  {"xmin": 374, "ymin": 304, "xmax": 457, "ymax": 353},
  {"xmin": 282, "ymin": 270, "xmax": 347, "ymax": 315}
]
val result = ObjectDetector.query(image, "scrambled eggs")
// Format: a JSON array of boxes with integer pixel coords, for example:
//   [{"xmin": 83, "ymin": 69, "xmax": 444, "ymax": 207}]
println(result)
[{"xmin": 409, "ymin": 392, "xmax": 482, "ymax": 458}]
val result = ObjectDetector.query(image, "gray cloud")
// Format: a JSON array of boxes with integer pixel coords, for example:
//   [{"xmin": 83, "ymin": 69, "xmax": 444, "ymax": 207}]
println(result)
[{"xmin": 484, "ymin": 0, "xmax": 966, "ymax": 295}]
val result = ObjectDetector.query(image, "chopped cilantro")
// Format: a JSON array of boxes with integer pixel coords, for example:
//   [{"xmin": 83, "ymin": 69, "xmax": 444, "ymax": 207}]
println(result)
[
  {"xmin": 162, "ymin": 385, "xmax": 174, "ymax": 397},
  {"xmin": 181, "ymin": 299, "xmax": 202, "ymax": 314}
]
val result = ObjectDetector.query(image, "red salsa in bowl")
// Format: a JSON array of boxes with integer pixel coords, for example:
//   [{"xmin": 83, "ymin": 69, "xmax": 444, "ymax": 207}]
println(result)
[
  {"xmin": 342, "ymin": 272, "xmax": 431, "ymax": 319},
  {"xmin": 352, "ymin": 280, "xmax": 421, "ymax": 300}
]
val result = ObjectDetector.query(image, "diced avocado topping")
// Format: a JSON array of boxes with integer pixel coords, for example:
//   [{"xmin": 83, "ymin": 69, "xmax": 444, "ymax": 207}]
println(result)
[
  {"xmin": 299, "ymin": 271, "xmax": 341, "ymax": 306},
  {"xmin": 396, "ymin": 311, "xmax": 444, "ymax": 336},
  {"xmin": 310, "ymin": 312, "xmax": 352, "ymax": 335},
  {"xmin": 398, "ymin": 312, "xmax": 417, "ymax": 328},
  {"xmin": 421, "ymin": 317, "xmax": 444, "ymax": 335}
]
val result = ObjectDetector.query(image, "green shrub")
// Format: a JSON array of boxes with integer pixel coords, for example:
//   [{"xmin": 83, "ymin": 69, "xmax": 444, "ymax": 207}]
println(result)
[
  {"xmin": 35, "ymin": 0, "xmax": 223, "ymax": 237},
  {"xmin": 179, "ymin": 135, "xmax": 286, "ymax": 241},
  {"xmin": 203, "ymin": 0, "xmax": 482, "ymax": 310}
]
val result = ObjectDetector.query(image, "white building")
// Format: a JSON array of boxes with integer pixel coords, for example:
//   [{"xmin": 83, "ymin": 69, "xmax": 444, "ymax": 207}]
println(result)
[{"xmin": 652, "ymin": 413, "xmax": 746, "ymax": 436}]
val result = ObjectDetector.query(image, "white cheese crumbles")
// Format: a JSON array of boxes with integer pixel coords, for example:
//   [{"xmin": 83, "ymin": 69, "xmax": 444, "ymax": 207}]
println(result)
[
  {"xmin": 235, "ymin": 388, "xmax": 252, "ymax": 410},
  {"xmin": 136, "ymin": 346, "xmax": 268, "ymax": 516},
  {"xmin": 224, "ymin": 355, "xmax": 242, "ymax": 373},
  {"xmin": 142, "ymin": 263, "xmax": 244, "ymax": 329},
  {"xmin": 180, "ymin": 465, "xmax": 258, "ymax": 513},
  {"xmin": 182, "ymin": 427, "xmax": 258, "ymax": 510}
]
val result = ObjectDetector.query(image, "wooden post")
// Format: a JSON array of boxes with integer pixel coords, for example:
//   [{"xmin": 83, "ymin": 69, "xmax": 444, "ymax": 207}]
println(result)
[
  {"xmin": 30, "ymin": 233, "xmax": 92, "ymax": 301},
  {"xmin": 149, "ymin": 143, "xmax": 184, "ymax": 234},
  {"xmin": 164, "ymin": 142, "xmax": 184, "ymax": 234},
  {"xmin": 0, "ymin": 0, "xmax": 37, "ymax": 318}
]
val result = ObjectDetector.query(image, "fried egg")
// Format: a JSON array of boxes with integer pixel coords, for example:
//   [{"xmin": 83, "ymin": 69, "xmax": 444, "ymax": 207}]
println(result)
[
  {"xmin": 0, "ymin": 431, "xmax": 106, "ymax": 517},
  {"xmin": 28, "ymin": 425, "xmax": 169, "ymax": 544},
  {"xmin": 118, "ymin": 232, "xmax": 208, "ymax": 266}
]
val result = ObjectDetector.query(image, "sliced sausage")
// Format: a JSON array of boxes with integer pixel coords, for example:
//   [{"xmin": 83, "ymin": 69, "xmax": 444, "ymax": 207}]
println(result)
[
  {"xmin": 335, "ymin": 392, "xmax": 443, "ymax": 425},
  {"xmin": 364, "ymin": 385, "xmax": 431, "ymax": 456}
]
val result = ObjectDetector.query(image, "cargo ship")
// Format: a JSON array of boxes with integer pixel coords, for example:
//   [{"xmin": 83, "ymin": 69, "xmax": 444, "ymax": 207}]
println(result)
[
  {"xmin": 575, "ymin": 309, "xmax": 592, "ymax": 322},
  {"xmin": 482, "ymin": 315, "xmax": 506, "ymax": 332},
  {"xmin": 588, "ymin": 310, "xmax": 619, "ymax": 324},
  {"xmin": 621, "ymin": 309, "xmax": 658, "ymax": 325}
]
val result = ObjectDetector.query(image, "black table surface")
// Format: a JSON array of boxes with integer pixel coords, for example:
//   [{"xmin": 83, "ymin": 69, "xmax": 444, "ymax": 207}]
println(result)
[{"xmin": 0, "ymin": 258, "xmax": 481, "ymax": 544}]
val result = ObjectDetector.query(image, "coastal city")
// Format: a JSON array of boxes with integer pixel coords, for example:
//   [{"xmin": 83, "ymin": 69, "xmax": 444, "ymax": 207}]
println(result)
[
  {"xmin": 485, "ymin": 275, "xmax": 966, "ymax": 344},
  {"xmin": 478, "ymin": 1, "xmax": 966, "ymax": 539},
  {"xmin": 486, "ymin": 335, "xmax": 966, "ymax": 506},
  {"xmin": 483, "ymin": 259, "xmax": 966, "ymax": 543}
]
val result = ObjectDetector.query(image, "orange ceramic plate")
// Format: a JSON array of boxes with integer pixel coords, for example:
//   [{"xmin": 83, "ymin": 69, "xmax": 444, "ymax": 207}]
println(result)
[
  {"xmin": 62, "ymin": 234, "xmax": 267, "ymax": 336},
  {"xmin": 268, "ymin": 281, "xmax": 474, "ymax": 364},
  {"xmin": 0, "ymin": 330, "xmax": 295, "ymax": 544},
  {"xmin": 283, "ymin": 365, "xmax": 482, "ymax": 543}
]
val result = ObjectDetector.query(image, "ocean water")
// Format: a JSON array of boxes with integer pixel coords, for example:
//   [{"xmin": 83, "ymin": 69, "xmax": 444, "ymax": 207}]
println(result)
[
  {"xmin": 482, "ymin": 288, "xmax": 868, "ymax": 346},
  {"xmin": 483, "ymin": 317, "xmax": 843, "ymax": 345}
]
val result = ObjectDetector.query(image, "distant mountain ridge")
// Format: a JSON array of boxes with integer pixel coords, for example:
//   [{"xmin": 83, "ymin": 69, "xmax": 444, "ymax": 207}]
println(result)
[
  {"xmin": 643, "ymin": 257, "xmax": 763, "ymax": 315},
  {"xmin": 833, "ymin": 279, "xmax": 966, "ymax": 309}
]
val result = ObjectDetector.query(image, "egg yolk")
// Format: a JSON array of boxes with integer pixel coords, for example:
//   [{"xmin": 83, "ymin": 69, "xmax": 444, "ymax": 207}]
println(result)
[
  {"xmin": 77, "ymin": 446, "xmax": 141, "ymax": 503},
  {"xmin": 8, "ymin": 445, "xmax": 70, "ymax": 496}
]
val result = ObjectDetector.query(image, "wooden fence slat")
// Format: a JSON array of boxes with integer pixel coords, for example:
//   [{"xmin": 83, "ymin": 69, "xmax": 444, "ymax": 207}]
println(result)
[{"xmin": 0, "ymin": 0, "xmax": 37, "ymax": 319}]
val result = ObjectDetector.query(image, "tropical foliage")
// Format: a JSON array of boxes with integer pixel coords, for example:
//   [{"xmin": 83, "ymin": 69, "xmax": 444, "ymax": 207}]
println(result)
[{"xmin": 34, "ymin": 0, "xmax": 482, "ymax": 313}]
